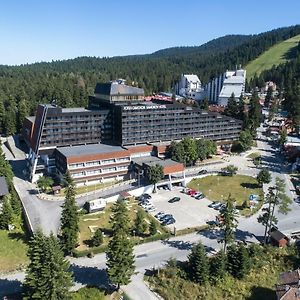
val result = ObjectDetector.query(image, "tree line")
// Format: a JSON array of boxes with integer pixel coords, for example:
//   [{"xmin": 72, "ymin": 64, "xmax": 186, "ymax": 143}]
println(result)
[
  {"xmin": 0, "ymin": 25, "xmax": 299, "ymax": 136},
  {"xmin": 168, "ymin": 137, "xmax": 217, "ymax": 166},
  {"xmin": 0, "ymin": 143, "xmax": 22, "ymax": 230}
]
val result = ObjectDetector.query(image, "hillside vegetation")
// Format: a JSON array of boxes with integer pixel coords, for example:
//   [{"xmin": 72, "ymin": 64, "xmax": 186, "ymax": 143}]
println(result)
[
  {"xmin": 246, "ymin": 34, "xmax": 300, "ymax": 79},
  {"xmin": 1, "ymin": 25, "xmax": 300, "ymax": 137}
]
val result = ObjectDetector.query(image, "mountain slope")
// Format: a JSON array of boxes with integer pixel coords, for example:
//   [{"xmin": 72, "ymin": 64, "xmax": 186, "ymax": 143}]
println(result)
[
  {"xmin": 246, "ymin": 34, "xmax": 300, "ymax": 79},
  {"xmin": 150, "ymin": 35, "xmax": 253, "ymax": 57}
]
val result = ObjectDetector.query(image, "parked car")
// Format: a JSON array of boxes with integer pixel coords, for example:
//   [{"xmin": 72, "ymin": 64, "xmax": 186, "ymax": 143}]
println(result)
[
  {"xmin": 142, "ymin": 193, "xmax": 152, "ymax": 199},
  {"xmin": 145, "ymin": 205, "xmax": 156, "ymax": 212},
  {"xmin": 162, "ymin": 217, "xmax": 176, "ymax": 226},
  {"xmin": 139, "ymin": 199, "xmax": 150, "ymax": 205},
  {"xmin": 195, "ymin": 194, "xmax": 205, "ymax": 200},
  {"xmin": 188, "ymin": 190, "xmax": 197, "ymax": 196},
  {"xmin": 206, "ymin": 220, "xmax": 218, "ymax": 226},
  {"xmin": 160, "ymin": 214, "xmax": 173, "ymax": 222},
  {"xmin": 198, "ymin": 170, "xmax": 208, "ymax": 175},
  {"xmin": 155, "ymin": 211, "xmax": 166, "ymax": 220},
  {"xmin": 294, "ymin": 196, "xmax": 300, "ymax": 204},
  {"xmin": 168, "ymin": 197, "xmax": 180, "ymax": 203},
  {"xmin": 141, "ymin": 202, "xmax": 153, "ymax": 209},
  {"xmin": 208, "ymin": 201, "xmax": 219, "ymax": 208},
  {"xmin": 214, "ymin": 203, "xmax": 226, "ymax": 210}
]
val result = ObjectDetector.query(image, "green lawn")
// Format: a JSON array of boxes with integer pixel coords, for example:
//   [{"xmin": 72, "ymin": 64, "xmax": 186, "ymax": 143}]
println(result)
[
  {"xmin": 187, "ymin": 175, "xmax": 263, "ymax": 206},
  {"xmin": 246, "ymin": 34, "xmax": 300, "ymax": 79},
  {"xmin": 0, "ymin": 230, "xmax": 28, "ymax": 273},
  {"xmin": 77, "ymin": 197, "xmax": 167, "ymax": 251}
]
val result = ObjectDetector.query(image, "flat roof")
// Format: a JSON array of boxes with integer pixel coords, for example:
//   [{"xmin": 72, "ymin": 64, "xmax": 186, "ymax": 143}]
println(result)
[
  {"xmin": 133, "ymin": 156, "xmax": 181, "ymax": 167},
  {"xmin": 57, "ymin": 143, "xmax": 127, "ymax": 157},
  {"xmin": 61, "ymin": 107, "xmax": 91, "ymax": 113}
]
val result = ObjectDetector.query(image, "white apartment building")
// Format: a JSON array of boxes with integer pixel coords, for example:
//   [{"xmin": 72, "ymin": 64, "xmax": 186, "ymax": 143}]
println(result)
[
  {"xmin": 206, "ymin": 69, "xmax": 246, "ymax": 106},
  {"xmin": 175, "ymin": 74, "xmax": 205, "ymax": 101}
]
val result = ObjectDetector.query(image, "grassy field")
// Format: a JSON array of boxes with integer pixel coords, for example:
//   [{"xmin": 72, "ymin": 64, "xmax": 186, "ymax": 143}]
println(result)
[
  {"xmin": 246, "ymin": 34, "xmax": 300, "ymax": 79},
  {"xmin": 147, "ymin": 246, "xmax": 299, "ymax": 300},
  {"xmin": 187, "ymin": 175, "xmax": 263, "ymax": 206},
  {"xmin": 0, "ymin": 230, "xmax": 28, "ymax": 273},
  {"xmin": 77, "ymin": 197, "xmax": 167, "ymax": 251}
]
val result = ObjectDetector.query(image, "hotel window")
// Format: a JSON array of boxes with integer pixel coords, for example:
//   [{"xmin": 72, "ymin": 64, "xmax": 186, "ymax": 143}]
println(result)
[
  {"xmin": 72, "ymin": 171, "xmax": 85, "ymax": 178},
  {"xmin": 86, "ymin": 169, "xmax": 100, "ymax": 175},
  {"xmin": 102, "ymin": 167, "xmax": 116, "ymax": 173},
  {"xmin": 117, "ymin": 165, "xmax": 128, "ymax": 171},
  {"xmin": 69, "ymin": 163, "xmax": 85, "ymax": 169},
  {"xmin": 102, "ymin": 159, "xmax": 115, "ymax": 165},
  {"xmin": 116, "ymin": 157, "xmax": 130, "ymax": 163},
  {"xmin": 86, "ymin": 161, "xmax": 101, "ymax": 167}
]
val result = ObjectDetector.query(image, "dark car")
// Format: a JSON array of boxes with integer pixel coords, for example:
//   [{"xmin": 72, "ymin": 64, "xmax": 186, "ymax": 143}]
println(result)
[
  {"xmin": 206, "ymin": 220, "xmax": 218, "ymax": 226},
  {"xmin": 161, "ymin": 214, "xmax": 173, "ymax": 221},
  {"xmin": 142, "ymin": 193, "xmax": 152, "ymax": 199},
  {"xmin": 162, "ymin": 217, "xmax": 176, "ymax": 226},
  {"xmin": 198, "ymin": 170, "xmax": 208, "ymax": 175},
  {"xmin": 168, "ymin": 197, "xmax": 180, "ymax": 203},
  {"xmin": 195, "ymin": 194, "xmax": 205, "ymax": 200}
]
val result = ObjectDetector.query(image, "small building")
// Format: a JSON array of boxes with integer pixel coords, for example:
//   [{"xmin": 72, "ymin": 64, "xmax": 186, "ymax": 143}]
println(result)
[
  {"xmin": 119, "ymin": 191, "xmax": 132, "ymax": 202},
  {"xmin": 269, "ymin": 228, "xmax": 289, "ymax": 247},
  {"xmin": 276, "ymin": 269, "xmax": 300, "ymax": 300},
  {"xmin": 86, "ymin": 198, "xmax": 107, "ymax": 213},
  {"xmin": 0, "ymin": 176, "xmax": 9, "ymax": 198},
  {"xmin": 133, "ymin": 156, "xmax": 185, "ymax": 189}
]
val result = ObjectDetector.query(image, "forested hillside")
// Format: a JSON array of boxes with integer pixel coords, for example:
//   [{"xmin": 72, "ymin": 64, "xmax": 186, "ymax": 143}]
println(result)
[
  {"xmin": 0, "ymin": 25, "xmax": 300, "ymax": 136},
  {"xmin": 150, "ymin": 34, "xmax": 253, "ymax": 57}
]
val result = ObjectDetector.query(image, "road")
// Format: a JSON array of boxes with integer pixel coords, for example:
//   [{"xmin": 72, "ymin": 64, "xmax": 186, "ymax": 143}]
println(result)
[{"xmin": 1, "ymin": 126, "xmax": 300, "ymax": 299}]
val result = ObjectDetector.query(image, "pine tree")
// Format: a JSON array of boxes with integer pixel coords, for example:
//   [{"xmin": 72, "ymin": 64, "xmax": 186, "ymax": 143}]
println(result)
[
  {"xmin": 0, "ymin": 98, "xmax": 4, "ymax": 132},
  {"xmin": 23, "ymin": 231, "xmax": 73, "ymax": 299},
  {"xmin": 17, "ymin": 99, "xmax": 28, "ymax": 131},
  {"xmin": 209, "ymin": 249, "xmax": 227, "ymax": 284},
  {"xmin": 0, "ymin": 196, "xmax": 14, "ymax": 229},
  {"xmin": 60, "ymin": 181, "xmax": 79, "ymax": 254},
  {"xmin": 225, "ymin": 92, "xmax": 238, "ymax": 117},
  {"xmin": 264, "ymin": 86, "xmax": 273, "ymax": 108},
  {"xmin": 149, "ymin": 219, "xmax": 157, "ymax": 235},
  {"xmin": 23, "ymin": 230, "xmax": 47, "ymax": 298},
  {"xmin": 134, "ymin": 210, "xmax": 147, "ymax": 236},
  {"xmin": 235, "ymin": 244, "xmax": 250, "ymax": 279},
  {"xmin": 92, "ymin": 228, "xmax": 103, "ymax": 247},
  {"xmin": 226, "ymin": 244, "xmax": 239, "ymax": 277},
  {"xmin": 106, "ymin": 200, "xmax": 135, "ymax": 290},
  {"xmin": 247, "ymin": 91, "xmax": 262, "ymax": 136},
  {"xmin": 63, "ymin": 170, "xmax": 74, "ymax": 187},
  {"xmin": 219, "ymin": 194, "xmax": 238, "ymax": 251},
  {"xmin": 188, "ymin": 242, "xmax": 209, "ymax": 284},
  {"xmin": 238, "ymin": 94, "xmax": 245, "ymax": 121},
  {"xmin": 227, "ymin": 244, "xmax": 250, "ymax": 279}
]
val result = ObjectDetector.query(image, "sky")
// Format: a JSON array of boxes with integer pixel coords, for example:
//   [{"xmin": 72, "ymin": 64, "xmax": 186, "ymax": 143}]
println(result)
[{"xmin": 0, "ymin": 0, "xmax": 300, "ymax": 65}]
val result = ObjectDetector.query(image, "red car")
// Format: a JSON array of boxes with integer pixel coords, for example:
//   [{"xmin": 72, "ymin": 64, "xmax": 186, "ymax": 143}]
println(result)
[{"xmin": 188, "ymin": 190, "xmax": 197, "ymax": 196}]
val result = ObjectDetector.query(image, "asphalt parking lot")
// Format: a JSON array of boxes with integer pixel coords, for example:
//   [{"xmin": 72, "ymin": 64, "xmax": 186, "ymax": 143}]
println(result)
[{"xmin": 148, "ymin": 187, "xmax": 218, "ymax": 230}]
